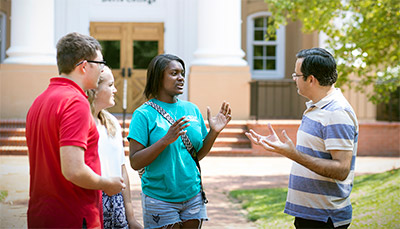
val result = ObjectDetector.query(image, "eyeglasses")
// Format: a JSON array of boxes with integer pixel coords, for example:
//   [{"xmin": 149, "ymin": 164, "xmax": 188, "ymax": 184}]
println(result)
[
  {"xmin": 292, "ymin": 73, "xmax": 303, "ymax": 78},
  {"xmin": 76, "ymin": 60, "xmax": 106, "ymax": 70}
]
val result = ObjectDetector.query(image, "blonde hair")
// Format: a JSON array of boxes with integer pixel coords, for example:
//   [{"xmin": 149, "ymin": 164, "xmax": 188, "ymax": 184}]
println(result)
[{"xmin": 86, "ymin": 68, "xmax": 117, "ymax": 137}]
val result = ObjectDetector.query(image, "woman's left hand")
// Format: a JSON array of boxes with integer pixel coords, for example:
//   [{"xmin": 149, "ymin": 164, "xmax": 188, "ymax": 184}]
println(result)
[{"xmin": 207, "ymin": 101, "xmax": 232, "ymax": 133}]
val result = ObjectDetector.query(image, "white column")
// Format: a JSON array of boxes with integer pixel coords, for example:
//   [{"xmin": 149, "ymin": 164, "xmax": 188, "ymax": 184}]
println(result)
[
  {"xmin": 4, "ymin": 0, "xmax": 56, "ymax": 65},
  {"xmin": 192, "ymin": 0, "xmax": 247, "ymax": 66}
]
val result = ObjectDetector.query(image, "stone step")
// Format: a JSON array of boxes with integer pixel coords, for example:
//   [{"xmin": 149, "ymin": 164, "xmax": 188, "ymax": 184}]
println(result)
[
  {"xmin": 0, "ymin": 146, "xmax": 28, "ymax": 155},
  {"xmin": 122, "ymin": 146, "xmax": 253, "ymax": 156},
  {"xmin": 0, "ymin": 119, "xmax": 26, "ymax": 128},
  {"xmin": 208, "ymin": 147, "xmax": 253, "ymax": 156},
  {"xmin": 0, "ymin": 135, "xmax": 250, "ymax": 153},
  {"xmin": 213, "ymin": 137, "xmax": 250, "ymax": 148},
  {"xmin": 0, "ymin": 146, "xmax": 255, "ymax": 157},
  {"xmin": 120, "ymin": 127, "xmax": 248, "ymax": 139},
  {"xmin": 0, "ymin": 136, "xmax": 27, "ymax": 146},
  {"xmin": 0, "ymin": 119, "xmax": 253, "ymax": 155},
  {"xmin": 0, "ymin": 128, "xmax": 26, "ymax": 137},
  {"xmin": 122, "ymin": 136, "xmax": 250, "ymax": 147},
  {"xmin": 118, "ymin": 119, "xmax": 249, "ymax": 129},
  {"xmin": 218, "ymin": 128, "xmax": 247, "ymax": 137}
]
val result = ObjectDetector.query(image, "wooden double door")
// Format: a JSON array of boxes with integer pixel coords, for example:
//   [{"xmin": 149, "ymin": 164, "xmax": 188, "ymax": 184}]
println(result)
[{"xmin": 90, "ymin": 22, "xmax": 164, "ymax": 113}]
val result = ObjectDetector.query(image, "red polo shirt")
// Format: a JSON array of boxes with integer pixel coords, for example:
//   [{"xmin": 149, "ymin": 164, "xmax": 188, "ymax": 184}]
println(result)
[{"xmin": 26, "ymin": 77, "xmax": 102, "ymax": 228}]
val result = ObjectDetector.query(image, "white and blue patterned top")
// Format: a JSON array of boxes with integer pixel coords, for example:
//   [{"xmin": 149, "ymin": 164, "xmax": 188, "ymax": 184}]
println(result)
[{"xmin": 284, "ymin": 88, "xmax": 359, "ymax": 227}]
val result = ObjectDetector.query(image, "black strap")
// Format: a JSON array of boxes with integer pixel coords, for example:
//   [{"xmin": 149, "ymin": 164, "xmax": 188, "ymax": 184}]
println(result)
[{"xmin": 145, "ymin": 101, "xmax": 208, "ymax": 204}]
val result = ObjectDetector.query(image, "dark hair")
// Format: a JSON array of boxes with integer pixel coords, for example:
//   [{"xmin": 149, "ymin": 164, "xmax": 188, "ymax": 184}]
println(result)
[
  {"xmin": 296, "ymin": 48, "xmax": 337, "ymax": 86},
  {"xmin": 56, "ymin": 32, "xmax": 102, "ymax": 75},
  {"xmin": 144, "ymin": 54, "xmax": 185, "ymax": 99}
]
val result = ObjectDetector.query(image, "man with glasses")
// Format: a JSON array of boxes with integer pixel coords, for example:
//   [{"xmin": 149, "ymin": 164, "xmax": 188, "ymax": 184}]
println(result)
[
  {"xmin": 247, "ymin": 48, "xmax": 358, "ymax": 228},
  {"xmin": 26, "ymin": 32, "xmax": 126, "ymax": 228}
]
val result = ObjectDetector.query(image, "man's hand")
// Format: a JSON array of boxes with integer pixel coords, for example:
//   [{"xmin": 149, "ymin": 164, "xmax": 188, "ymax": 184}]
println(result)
[
  {"xmin": 102, "ymin": 176, "xmax": 126, "ymax": 196},
  {"xmin": 246, "ymin": 123, "xmax": 297, "ymax": 158},
  {"xmin": 246, "ymin": 123, "xmax": 353, "ymax": 180}
]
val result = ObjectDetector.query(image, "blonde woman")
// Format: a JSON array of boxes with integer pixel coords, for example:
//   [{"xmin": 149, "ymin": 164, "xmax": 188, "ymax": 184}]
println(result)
[{"xmin": 88, "ymin": 66, "xmax": 143, "ymax": 229}]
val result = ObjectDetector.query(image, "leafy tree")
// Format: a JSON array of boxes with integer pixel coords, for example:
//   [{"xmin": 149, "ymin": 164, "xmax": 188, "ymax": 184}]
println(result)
[{"xmin": 265, "ymin": 0, "xmax": 400, "ymax": 104}]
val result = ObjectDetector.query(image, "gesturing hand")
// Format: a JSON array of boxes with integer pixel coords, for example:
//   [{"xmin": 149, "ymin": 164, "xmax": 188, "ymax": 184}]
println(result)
[
  {"xmin": 162, "ymin": 116, "xmax": 190, "ymax": 145},
  {"xmin": 245, "ymin": 123, "xmax": 296, "ymax": 157},
  {"xmin": 208, "ymin": 101, "xmax": 232, "ymax": 133}
]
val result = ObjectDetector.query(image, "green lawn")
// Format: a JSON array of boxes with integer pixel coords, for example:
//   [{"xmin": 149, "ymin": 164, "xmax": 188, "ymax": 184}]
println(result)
[{"xmin": 229, "ymin": 168, "xmax": 400, "ymax": 228}]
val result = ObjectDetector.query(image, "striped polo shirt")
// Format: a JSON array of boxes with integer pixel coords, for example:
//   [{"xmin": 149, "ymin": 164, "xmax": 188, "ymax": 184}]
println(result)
[{"xmin": 284, "ymin": 88, "xmax": 359, "ymax": 227}]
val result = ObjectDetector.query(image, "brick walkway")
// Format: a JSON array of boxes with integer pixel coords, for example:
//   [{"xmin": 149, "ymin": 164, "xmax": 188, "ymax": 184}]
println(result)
[{"xmin": 0, "ymin": 156, "xmax": 399, "ymax": 228}]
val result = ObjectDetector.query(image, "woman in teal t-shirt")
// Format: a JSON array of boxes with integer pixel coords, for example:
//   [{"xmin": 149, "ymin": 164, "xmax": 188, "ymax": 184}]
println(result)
[{"xmin": 128, "ymin": 54, "xmax": 231, "ymax": 229}]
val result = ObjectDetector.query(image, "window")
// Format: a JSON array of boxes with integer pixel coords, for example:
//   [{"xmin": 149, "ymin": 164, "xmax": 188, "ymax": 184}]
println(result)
[
  {"xmin": 133, "ymin": 40, "xmax": 158, "ymax": 69},
  {"xmin": 0, "ymin": 12, "xmax": 6, "ymax": 63},
  {"xmin": 247, "ymin": 12, "xmax": 285, "ymax": 79},
  {"xmin": 99, "ymin": 40, "xmax": 121, "ymax": 69}
]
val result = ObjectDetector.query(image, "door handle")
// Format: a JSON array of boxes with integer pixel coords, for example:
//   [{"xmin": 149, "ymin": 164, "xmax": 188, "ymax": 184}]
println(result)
[
  {"xmin": 128, "ymin": 68, "xmax": 132, "ymax": 77},
  {"xmin": 122, "ymin": 68, "xmax": 125, "ymax": 77}
]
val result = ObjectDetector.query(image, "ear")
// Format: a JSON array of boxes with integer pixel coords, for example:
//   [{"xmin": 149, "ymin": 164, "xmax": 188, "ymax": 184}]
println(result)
[
  {"xmin": 308, "ymin": 75, "xmax": 314, "ymax": 83},
  {"xmin": 76, "ymin": 60, "xmax": 88, "ymax": 74},
  {"xmin": 308, "ymin": 75, "xmax": 319, "ymax": 86}
]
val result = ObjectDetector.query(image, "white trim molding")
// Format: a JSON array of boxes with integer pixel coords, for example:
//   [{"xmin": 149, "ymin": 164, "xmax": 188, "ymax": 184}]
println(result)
[{"xmin": 247, "ymin": 12, "xmax": 285, "ymax": 80}]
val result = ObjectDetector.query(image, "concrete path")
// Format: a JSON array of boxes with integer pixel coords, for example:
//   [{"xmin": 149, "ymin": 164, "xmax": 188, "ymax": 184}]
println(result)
[{"xmin": 0, "ymin": 156, "xmax": 399, "ymax": 228}]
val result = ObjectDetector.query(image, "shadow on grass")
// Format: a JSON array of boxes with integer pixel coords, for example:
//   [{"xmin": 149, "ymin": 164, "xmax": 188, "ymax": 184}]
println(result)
[
  {"xmin": 229, "ymin": 168, "xmax": 400, "ymax": 228},
  {"xmin": 230, "ymin": 188, "xmax": 288, "ymax": 222}
]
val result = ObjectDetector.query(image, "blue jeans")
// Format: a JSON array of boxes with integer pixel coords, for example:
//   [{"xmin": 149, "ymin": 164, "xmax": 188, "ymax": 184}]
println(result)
[{"xmin": 141, "ymin": 191, "xmax": 208, "ymax": 229}]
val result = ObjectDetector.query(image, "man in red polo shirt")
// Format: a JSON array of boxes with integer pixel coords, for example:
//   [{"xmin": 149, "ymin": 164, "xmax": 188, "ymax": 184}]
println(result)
[{"xmin": 26, "ymin": 32, "xmax": 126, "ymax": 228}]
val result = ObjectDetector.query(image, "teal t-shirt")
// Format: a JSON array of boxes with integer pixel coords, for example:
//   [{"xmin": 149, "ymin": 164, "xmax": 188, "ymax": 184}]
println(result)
[{"xmin": 127, "ymin": 98, "xmax": 208, "ymax": 202}]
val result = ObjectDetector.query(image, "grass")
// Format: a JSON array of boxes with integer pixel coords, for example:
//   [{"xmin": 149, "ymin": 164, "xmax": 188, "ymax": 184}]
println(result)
[
  {"xmin": 229, "ymin": 168, "xmax": 400, "ymax": 228},
  {"xmin": 0, "ymin": 190, "xmax": 8, "ymax": 202}
]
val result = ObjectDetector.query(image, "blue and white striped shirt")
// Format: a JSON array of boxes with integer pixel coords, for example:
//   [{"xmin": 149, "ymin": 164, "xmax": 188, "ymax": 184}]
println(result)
[{"xmin": 284, "ymin": 88, "xmax": 359, "ymax": 227}]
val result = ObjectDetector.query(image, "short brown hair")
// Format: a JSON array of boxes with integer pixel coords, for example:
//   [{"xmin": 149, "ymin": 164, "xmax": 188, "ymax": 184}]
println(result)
[{"xmin": 56, "ymin": 32, "xmax": 102, "ymax": 75}]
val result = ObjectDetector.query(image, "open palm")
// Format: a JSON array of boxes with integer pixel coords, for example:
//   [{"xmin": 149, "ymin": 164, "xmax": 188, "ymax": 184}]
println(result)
[
  {"xmin": 208, "ymin": 101, "xmax": 232, "ymax": 133},
  {"xmin": 246, "ymin": 123, "xmax": 294, "ymax": 154}
]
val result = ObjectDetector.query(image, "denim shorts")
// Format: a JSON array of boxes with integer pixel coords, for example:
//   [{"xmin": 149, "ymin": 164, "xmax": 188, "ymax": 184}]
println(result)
[{"xmin": 141, "ymin": 191, "xmax": 208, "ymax": 229}]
